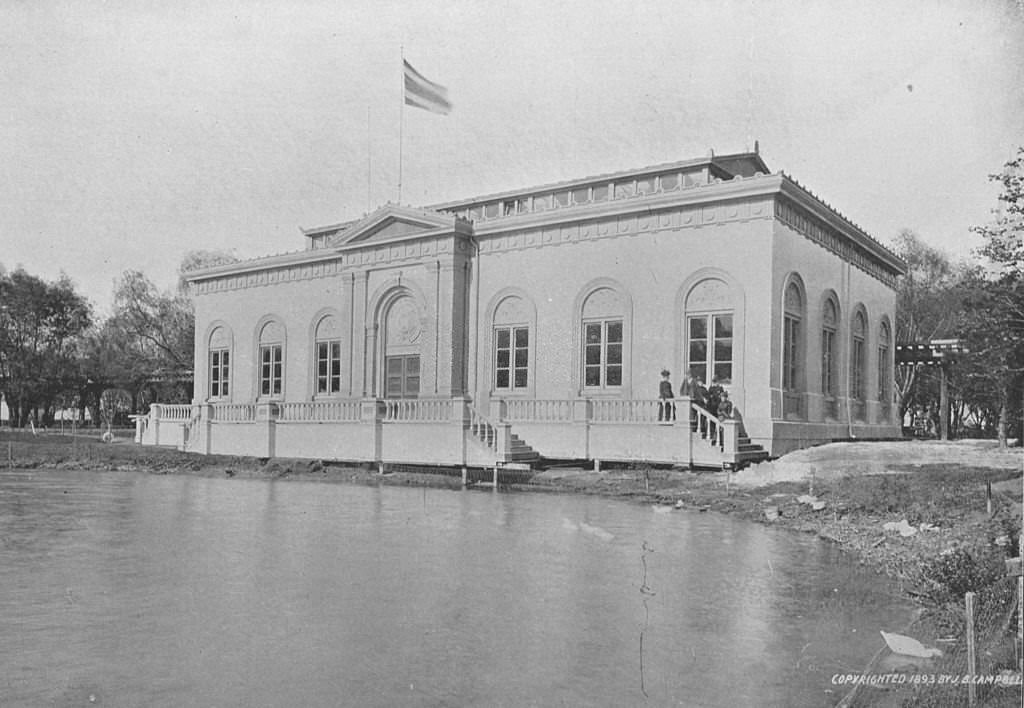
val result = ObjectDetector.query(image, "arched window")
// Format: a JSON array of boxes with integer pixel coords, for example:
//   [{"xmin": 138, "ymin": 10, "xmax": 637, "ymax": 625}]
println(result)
[
  {"xmin": 877, "ymin": 319, "xmax": 892, "ymax": 420},
  {"xmin": 685, "ymin": 278, "xmax": 733, "ymax": 385},
  {"xmin": 314, "ymin": 314, "xmax": 342, "ymax": 396},
  {"xmin": 821, "ymin": 296, "xmax": 839, "ymax": 419},
  {"xmin": 208, "ymin": 325, "xmax": 231, "ymax": 400},
  {"xmin": 257, "ymin": 320, "xmax": 285, "ymax": 398},
  {"xmin": 782, "ymin": 280, "xmax": 804, "ymax": 417},
  {"xmin": 492, "ymin": 295, "xmax": 531, "ymax": 392},
  {"xmin": 582, "ymin": 287, "xmax": 625, "ymax": 390},
  {"xmin": 850, "ymin": 309, "xmax": 867, "ymax": 420}
]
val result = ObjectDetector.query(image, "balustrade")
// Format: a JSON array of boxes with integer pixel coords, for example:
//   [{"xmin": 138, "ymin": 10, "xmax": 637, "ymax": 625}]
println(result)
[
  {"xmin": 590, "ymin": 399, "xmax": 662, "ymax": 424},
  {"xmin": 210, "ymin": 403, "xmax": 257, "ymax": 423},
  {"xmin": 154, "ymin": 404, "xmax": 192, "ymax": 421},
  {"xmin": 277, "ymin": 400, "xmax": 360, "ymax": 423},
  {"xmin": 503, "ymin": 399, "xmax": 573, "ymax": 422},
  {"xmin": 382, "ymin": 398, "xmax": 453, "ymax": 423}
]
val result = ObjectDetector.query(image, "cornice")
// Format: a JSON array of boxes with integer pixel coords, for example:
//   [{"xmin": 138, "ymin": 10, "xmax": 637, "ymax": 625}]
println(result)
[
  {"xmin": 426, "ymin": 155, "xmax": 721, "ymax": 212},
  {"xmin": 187, "ymin": 230, "xmax": 472, "ymax": 294},
  {"xmin": 778, "ymin": 175, "xmax": 906, "ymax": 276},
  {"xmin": 471, "ymin": 173, "xmax": 784, "ymax": 236}
]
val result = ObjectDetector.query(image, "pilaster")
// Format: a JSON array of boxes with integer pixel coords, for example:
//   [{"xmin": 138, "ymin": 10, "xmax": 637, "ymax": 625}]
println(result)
[
  {"xmin": 352, "ymin": 271, "xmax": 369, "ymax": 397},
  {"xmin": 341, "ymin": 271, "xmax": 356, "ymax": 397}
]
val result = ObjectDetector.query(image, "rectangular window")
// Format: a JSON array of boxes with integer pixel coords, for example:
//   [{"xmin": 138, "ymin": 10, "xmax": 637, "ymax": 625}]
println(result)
[
  {"xmin": 687, "ymin": 314, "xmax": 733, "ymax": 384},
  {"xmin": 259, "ymin": 344, "xmax": 282, "ymax": 397},
  {"xmin": 583, "ymin": 319, "xmax": 623, "ymax": 388},
  {"xmin": 821, "ymin": 329, "xmax": 836, "ymax": 396},
  {"xmin": 316, "ymin": 340, "xmax": 341, "ymax": 395},
  {"xmin": 712, "ymin": 315, "xmax": 733, "ymax": 384},
  {"xmin": 494, "ymin": 326, "xmax": 529, "ymax": 390},
  {"xmin": 878, "ymin": 345, "xmax": 890, "ymax": 404},
  {"xmin": 783, "ymin": 316, "xmax": 800, "ymax": 391},
  {"xmin": 688, "ymin": 316, "xmax": 708, "ymax": 383},
  {"xmin": 852, "ymin": 338, "xmax": 865, "ymax": 400},
  {"xmin": 209, "ymin": 349, "xmax": 229, "ymax": 398}
]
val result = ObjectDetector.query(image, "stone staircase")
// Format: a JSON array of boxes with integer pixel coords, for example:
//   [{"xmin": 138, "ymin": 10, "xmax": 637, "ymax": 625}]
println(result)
[
  {"xmin": 734, "ymin": 434, "xmax": 770, "ymax": 468},
  {"xmin": 466, "ymin": 408, "xmax": 540, "ymax": 466},
  {"xmin": 506, "ymin": 433, "xmax": 540, "ymax": 463}
]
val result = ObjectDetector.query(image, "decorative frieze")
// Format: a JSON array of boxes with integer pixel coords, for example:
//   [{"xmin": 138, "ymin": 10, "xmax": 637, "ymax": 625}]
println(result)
[
  {"xmin": 191, "ymin": 236, "xmax": 461, "ymax": 296},
  {"xmin": 476, "ymin": 198, "xmax": 773, "ymax": 256},
  {"xmin": 774, "ymin": 199, "xmax": 898, "ymax": 288}
]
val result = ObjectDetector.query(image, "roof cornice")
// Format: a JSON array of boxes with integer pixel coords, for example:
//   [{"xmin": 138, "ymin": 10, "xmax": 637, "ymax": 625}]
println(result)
[
  {"xmin": 777, "ymin": 175, "xmax": 906, "ymax": 275},
  {"xmin": 470, "ymin": 172, "xmax": 784, "ymax": 236},
  {"xmin": 427, "ymin": 155, "xmax": 722, "ymax": 212},
  {"xmin": 186, "ymin": 225, "xmax": 471, "ymax": 283}
]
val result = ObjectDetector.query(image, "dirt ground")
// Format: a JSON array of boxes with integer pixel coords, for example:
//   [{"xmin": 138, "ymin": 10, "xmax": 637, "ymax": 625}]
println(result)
[{"xmin": 732, "ymin": 439, "xmax": 1022, "ymax": 487}]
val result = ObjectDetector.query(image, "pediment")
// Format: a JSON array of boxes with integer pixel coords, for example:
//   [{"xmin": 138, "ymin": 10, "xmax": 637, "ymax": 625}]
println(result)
[{"xmin": 328, "ymin": 206, "xmax": 457, "ymax": 248}]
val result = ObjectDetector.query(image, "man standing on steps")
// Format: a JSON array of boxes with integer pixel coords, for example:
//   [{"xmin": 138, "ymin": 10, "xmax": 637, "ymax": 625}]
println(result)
[{"xmin": 658, "ymin": 369, "xmax": 675, "ymax": 423}]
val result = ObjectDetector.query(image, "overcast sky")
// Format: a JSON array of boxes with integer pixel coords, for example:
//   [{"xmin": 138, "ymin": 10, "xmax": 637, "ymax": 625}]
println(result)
[{"xmin": 2, "ymin": 0, "xmax": 1022, "ymax": 313}]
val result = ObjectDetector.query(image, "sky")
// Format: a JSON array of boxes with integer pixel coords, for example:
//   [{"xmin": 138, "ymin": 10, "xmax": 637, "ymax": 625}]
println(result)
[{"xmin": 2, "ymin": 0, "xmax": 1022, "ymax": 314}]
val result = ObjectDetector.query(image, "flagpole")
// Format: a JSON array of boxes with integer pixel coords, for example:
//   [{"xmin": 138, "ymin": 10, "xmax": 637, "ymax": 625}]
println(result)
[
  {"xmin": 398, "ymin": 45, "xmax": 404, "ymax": 204},
  {"xmin": 366, "ymin": 106, "xmax": 372, "ymax": 213}
]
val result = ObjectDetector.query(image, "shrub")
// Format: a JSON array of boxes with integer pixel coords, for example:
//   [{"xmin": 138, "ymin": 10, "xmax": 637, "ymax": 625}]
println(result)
[{"xmin": 918, "ymin": 547, "xmax": 1002, "ymax": 604}]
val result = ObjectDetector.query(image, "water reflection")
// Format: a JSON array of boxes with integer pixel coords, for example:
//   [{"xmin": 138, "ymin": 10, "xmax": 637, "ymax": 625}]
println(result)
[{"xmin": 0, "ymin": 469, "xmax": 913, "ymax": 707}]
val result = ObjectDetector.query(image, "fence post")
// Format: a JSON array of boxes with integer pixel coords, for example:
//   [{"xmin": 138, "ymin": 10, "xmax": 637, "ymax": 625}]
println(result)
[
  {"xmin": 965, "ymin": 591, "xmax": 976, "ymax": 707},
  {"xmin": 1018, "ymin": 575, "xmax": 1023, "ymax": 673}
]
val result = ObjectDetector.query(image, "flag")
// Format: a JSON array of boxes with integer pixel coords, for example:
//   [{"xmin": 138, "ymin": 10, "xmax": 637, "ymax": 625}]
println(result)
[{"xmin": 403, "ymin": 59, "xmax": 452, "ymax": 115}]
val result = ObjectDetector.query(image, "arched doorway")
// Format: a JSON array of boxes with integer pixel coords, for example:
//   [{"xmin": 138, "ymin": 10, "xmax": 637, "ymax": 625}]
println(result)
[{"xmin": 382, "ymin": 296, "xmax": 422, "ymax": 399}]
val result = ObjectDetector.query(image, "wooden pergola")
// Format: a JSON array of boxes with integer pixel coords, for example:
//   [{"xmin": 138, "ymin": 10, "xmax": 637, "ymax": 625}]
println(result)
[{"xmin": 895, "ymin": 338, "xmax": 967, "ymax": 440}]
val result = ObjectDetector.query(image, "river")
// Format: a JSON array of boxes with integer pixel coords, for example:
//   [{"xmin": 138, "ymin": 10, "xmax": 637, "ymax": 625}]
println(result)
[{"xmin": 0, "ymin": 469, "xmax": 914, "ymax": 707}]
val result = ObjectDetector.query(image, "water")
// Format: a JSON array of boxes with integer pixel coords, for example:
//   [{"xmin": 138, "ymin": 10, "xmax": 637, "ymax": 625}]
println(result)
[{"xmin": 0, "ymin": 469, "xmax": 914, "ymax": 707}]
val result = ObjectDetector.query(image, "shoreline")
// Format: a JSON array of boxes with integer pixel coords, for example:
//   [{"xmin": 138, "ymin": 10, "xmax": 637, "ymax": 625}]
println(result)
[
  {"xmin": 7, "ymin": 432, "xmax": 1019, "ymax": 600},
  {"xmin": 6, "ymin": 430, "xmax": 1022, "ymax": 702},
  {"xmin": 4, "ymin": 428, "xmax": 1019, "ymax": 590}
]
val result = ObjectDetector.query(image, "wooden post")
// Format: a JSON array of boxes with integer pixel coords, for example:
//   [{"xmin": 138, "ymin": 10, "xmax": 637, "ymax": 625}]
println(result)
[
  {"xmin": 986, "ymin": 481, "xmax": 993, "ymax": 516},
  {"xmin": 1018, "ymin": 575, "xmax": 1023, "ymax": 671},
  {"xmin": 1018, "ymin": 575, "xmax": 1023, "ymax": 672},
  {"xmin": 461, "ymin": 466, "xmax": 468, "ymax": 487},
  {"xmin": 492, "ymin": 466, "xmax": 498, "ymax": 490},
  {"xmin": 966, "ymin": 591, "xmax": 977, "ymax": 707}
]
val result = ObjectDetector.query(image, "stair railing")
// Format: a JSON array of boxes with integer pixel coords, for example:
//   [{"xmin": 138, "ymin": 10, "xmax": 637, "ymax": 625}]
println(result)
[
  {"xmin": 468, "ymin": 406, "xmax": 512, "ymax": 458},
  {"xmin": 690, "ymin": 402, "xmax": 725, "ymax": 451}
]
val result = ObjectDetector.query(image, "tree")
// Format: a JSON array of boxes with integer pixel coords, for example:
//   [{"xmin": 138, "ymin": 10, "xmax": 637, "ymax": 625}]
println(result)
[
  {"xmin": 105, "ymin": 250, "xmax": 239, "ymax": 409},
  {"xmin": 0, "ymin": 268, "xmax": 92, "ymax": 426},
  {"xmin": 890, "ymin": 230, "xmax": 966, "ymax": 422},
  {"xmin": 970, "ymin": 146, "xmax": 1024, "ymax": 447}
]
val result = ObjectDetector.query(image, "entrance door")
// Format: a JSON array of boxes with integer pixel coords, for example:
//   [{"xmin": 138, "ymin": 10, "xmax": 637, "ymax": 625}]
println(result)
[{"xmin": 385, "ymin": 355, "xmax": 420, "ymax": 399}]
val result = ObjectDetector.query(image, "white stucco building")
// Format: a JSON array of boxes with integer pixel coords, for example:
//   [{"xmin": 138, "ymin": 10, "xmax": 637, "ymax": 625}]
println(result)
[{"xmin": 139, "ymin": 150, "xmax": 906, "ymax": 469}]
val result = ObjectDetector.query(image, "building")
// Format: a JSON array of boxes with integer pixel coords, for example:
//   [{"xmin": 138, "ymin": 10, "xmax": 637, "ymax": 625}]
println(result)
[{"xmin": 138, "ymin": 149, "xmax": 906, "ymax": 468}]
